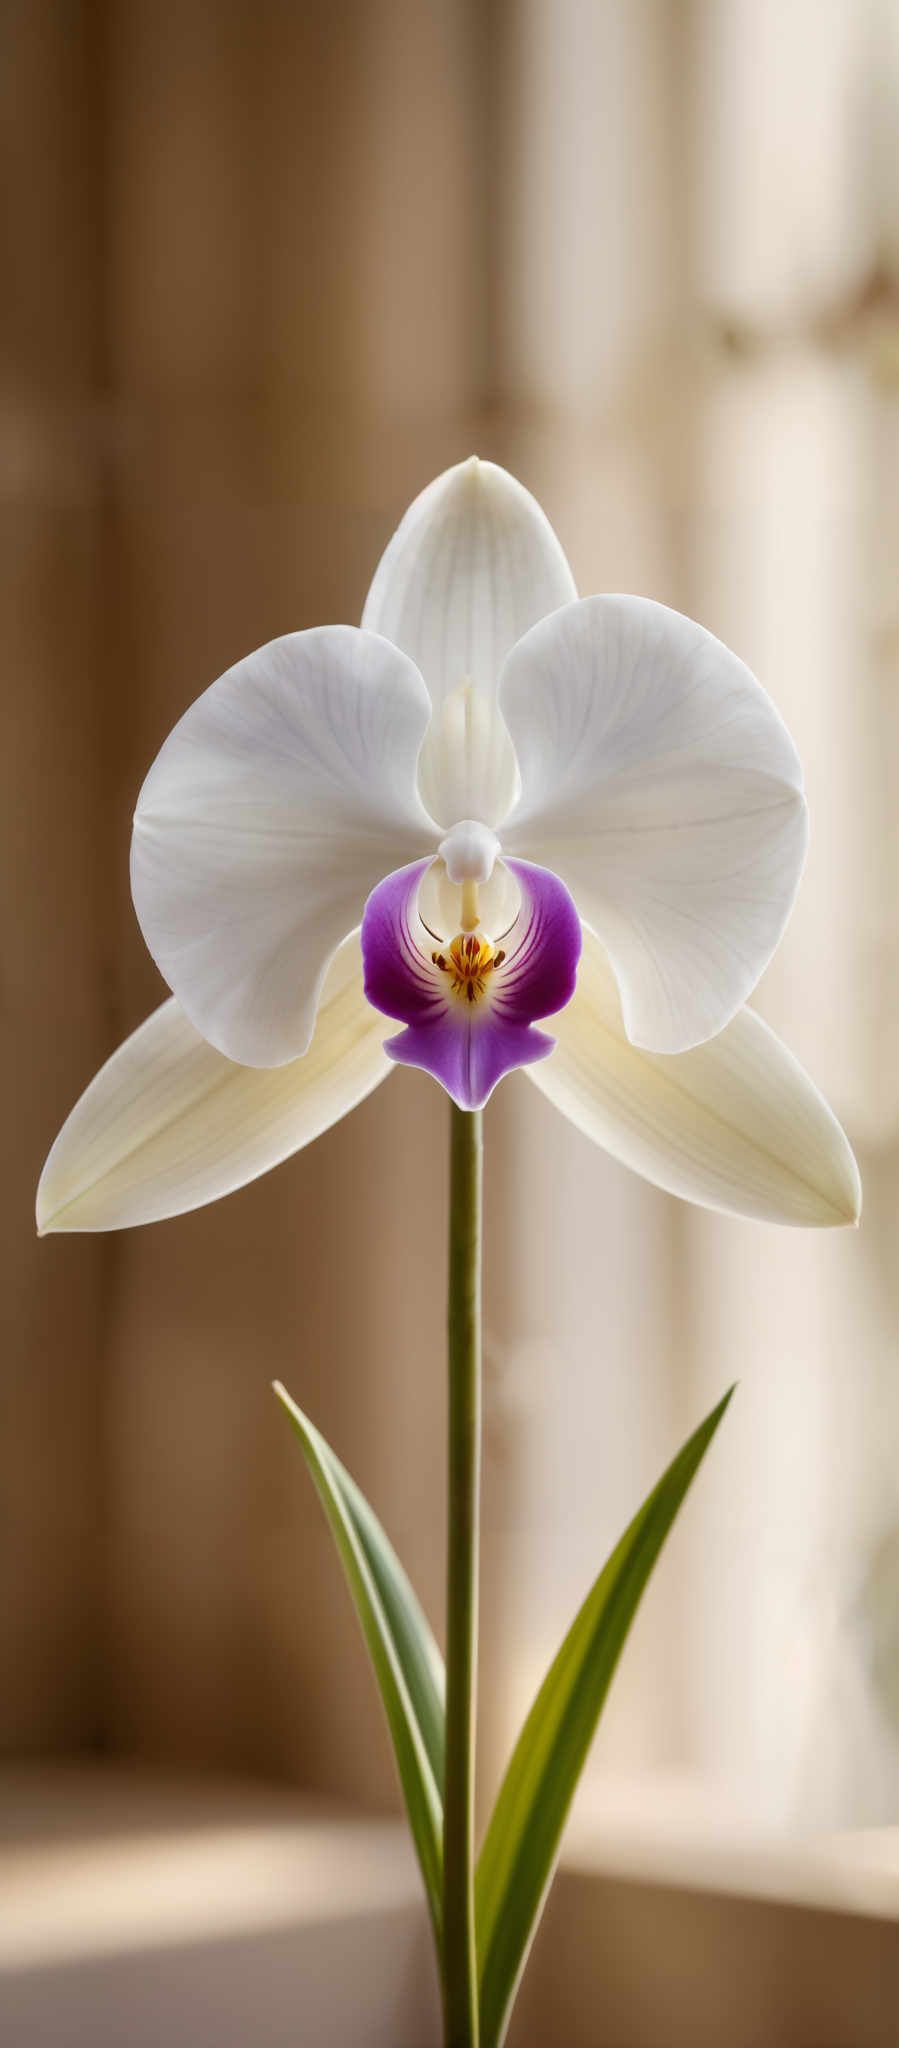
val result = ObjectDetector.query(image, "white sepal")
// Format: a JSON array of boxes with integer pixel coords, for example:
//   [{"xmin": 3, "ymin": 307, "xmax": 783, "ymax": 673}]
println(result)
[
  {"xmin": 131, "ymin": 625, "xmax": 435, "ymax": 1067},
  {"xmin": 502, "ymin": 595, "xmax": 808, "ymax": 1053},
  {"xmin": 528, "ymin": 926, "xmax": 860, "ymax": 1227},
  {"xmin": 362, "ymin": 457, "xmax": 577, "ymax": 710},
  {"xmin": 36, "ymin": 935, "xmax": 391, "ymax": 1233}
]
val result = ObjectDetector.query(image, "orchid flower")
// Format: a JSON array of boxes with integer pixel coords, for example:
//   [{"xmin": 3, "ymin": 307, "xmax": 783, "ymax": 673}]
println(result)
[
  {"xmin": 37, "ymin": 457, "xmax": 860, "ymax": 1233},
  {"xmin": 34, "ymin": 456, "xmax": 863, "ymax": 2048}
]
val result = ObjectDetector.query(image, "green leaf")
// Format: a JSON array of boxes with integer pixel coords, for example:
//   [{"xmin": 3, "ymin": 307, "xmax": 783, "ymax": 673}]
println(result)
[
  {"xmin": 476, "ymin": 1385, "xmax": 735, "ymax": 2048},
  {"xmin": 332, "ymin": 1452, "xmax": 445, "ymax": 1795},
  {"xmin": 273, "ymin": 1380, "xmax": 445, "ymax": 1953}
]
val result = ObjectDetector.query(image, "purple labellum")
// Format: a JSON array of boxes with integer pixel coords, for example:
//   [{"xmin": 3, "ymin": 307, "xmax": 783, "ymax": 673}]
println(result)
[{"xmin": 361, "ymin": 856, "xmax": 582, "ymax": 1111}]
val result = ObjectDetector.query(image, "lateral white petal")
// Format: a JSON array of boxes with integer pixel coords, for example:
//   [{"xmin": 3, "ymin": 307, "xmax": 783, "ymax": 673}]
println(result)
[
  {"xmin": 361, "ymin": 457, "xmax": 577, "ymax": 708},
  {"xmin": 528, "ymin": 927, "xmax": 860, "ymax": 1227},
  {"xmin": 502, "ymin": 596, "xmax": 809, "ymax": 1053},
  {"xmin": 36, "ymin": 936, "xmax": 392, "ymax": 1233},
  {"xmin": 131, "ymin": 625, "xmax": 435, "ymax": 1067}
]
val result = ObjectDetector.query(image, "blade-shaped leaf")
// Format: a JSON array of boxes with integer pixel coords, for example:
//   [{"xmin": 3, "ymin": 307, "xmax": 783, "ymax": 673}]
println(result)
[
  {"xmin": 476, "ymin": 1386, "xmax": 735, "ymax": 2048},
  {"xmin": 333, "ymin": 1452, "xmax": 445, "ymax": 1794},
  {"xmin": 273, "ymin": 1380, "xmax": 445, "ymax": 1951}
]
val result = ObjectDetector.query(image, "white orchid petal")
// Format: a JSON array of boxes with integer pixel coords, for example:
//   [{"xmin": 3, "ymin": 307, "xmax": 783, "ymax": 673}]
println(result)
[
  {"xmin": 36, "ymin": 936, "xmax": 391, "ymax": 1233},
  {"xmin": 502, "ymin": 596, "xmax": 808, "ymax": 1053},
  {"xmin": 131, "ymin": 625, "xmax": 435, "ymax": 1067},
  {"xmin": 361, "ymin": 457, "xmax": 577, "ymax": 707},
  {"xmin": 528, "ymin": 927, "xmax": 860, "ymax": 1227}
]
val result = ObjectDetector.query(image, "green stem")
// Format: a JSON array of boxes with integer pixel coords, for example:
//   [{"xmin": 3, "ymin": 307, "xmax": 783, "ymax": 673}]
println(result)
[{"xmin": 443, "ymin": 1102, "xmax": 483, "ymax": 2048}]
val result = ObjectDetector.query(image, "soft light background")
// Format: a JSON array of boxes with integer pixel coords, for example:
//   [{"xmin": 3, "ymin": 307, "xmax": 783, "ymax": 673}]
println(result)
[{"xmin": 4, "ymin": 0, "xmax": 898, "ymax": 2038}]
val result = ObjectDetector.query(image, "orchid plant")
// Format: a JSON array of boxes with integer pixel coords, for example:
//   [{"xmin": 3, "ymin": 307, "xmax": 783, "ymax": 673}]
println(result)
[{"xmin": 38, "ymin": 459, "xmax": 860, "ymax": 2048}]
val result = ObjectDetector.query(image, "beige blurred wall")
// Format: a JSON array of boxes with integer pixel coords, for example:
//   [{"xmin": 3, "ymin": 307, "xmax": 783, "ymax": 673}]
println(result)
[
  {"xmin": 4, "ymin": 0, "xmax": 898, "ymax": 1838},
  {"xmin": 4, "ymin": 0, "xmax": 508, "ymax": 1802},
  {"xmin": 3, "ymin": 0, "xmax": 109, "ymax": 1752}
]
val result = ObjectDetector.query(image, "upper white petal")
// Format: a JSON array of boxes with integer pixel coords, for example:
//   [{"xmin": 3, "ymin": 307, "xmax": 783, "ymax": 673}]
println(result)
[
  {"xmin": 131, "ymin": 625, "xmax": 435, "ymax": 1067},
  {"xmin": 528, "ymin": 926, "xmax": 860, "ymax": 1227},
  {"xmin": 501, "ymin": 595, "xmax": 808, "ymax": 1053},
  {"xmin": 361, "ymin": 456, "xmax": 577, "ymax": 707},
  {"xmin": 36, "ymin": 934, "xmax": 391, "ymax": 1233}
]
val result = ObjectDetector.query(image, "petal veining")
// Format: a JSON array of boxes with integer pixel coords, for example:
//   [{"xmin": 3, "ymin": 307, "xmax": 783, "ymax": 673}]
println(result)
[
  {"xmin": 361, "ymin": 856, "xmax": 582, "ymax": 1111},
  {"xmin": 361, "ymin": 457, "xmax": 577, "ymax": 710},
  {"xmin": 527, "ymin": 925, "xmax": 860, "ymax": 1227},
  {"xmin": 501, "ymin": 595, "xmax": 809, "ymax": 1054},
  {"xmin": 36, "ymin": 935, "xmax": 392, "ymax": 1232},
  {"xmin": 131, "ymin": 625, "xmax": 436, "ymax": 1067}
]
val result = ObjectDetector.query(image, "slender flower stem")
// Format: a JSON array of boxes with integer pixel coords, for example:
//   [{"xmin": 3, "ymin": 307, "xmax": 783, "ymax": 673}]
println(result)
[{"xmin": 443, "ymin": 1102, "xmax": 483, "ymax": 2048}]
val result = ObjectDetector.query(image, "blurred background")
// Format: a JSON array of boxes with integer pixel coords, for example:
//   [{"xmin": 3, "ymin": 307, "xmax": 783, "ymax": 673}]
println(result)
[{"xmin": 4, "ymin": 1, "xmax": 899, "ymax": 2042}]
